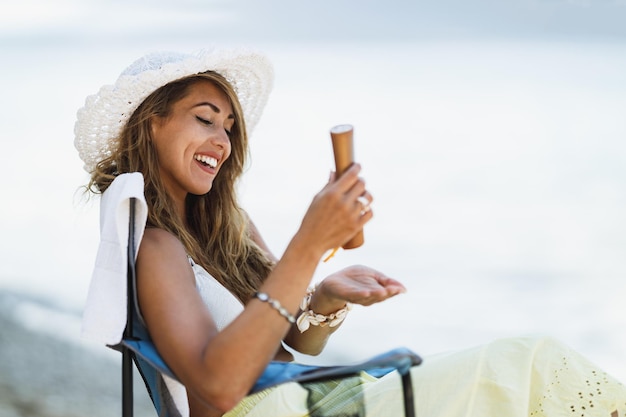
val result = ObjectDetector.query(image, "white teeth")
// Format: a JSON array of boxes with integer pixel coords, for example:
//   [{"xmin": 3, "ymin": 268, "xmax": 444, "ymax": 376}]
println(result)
[{"xmin": 194, "ymin": 154, "xmax": 218, "ymax": 168}]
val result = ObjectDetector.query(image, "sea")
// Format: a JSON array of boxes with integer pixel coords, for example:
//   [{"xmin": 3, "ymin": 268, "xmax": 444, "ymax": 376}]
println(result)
[{"xmin": 1, "ymin": 38, "xmax": 625, "ymax": 389}]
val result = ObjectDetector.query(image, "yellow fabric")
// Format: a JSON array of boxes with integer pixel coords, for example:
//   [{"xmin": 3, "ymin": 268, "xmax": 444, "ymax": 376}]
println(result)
[{"xmin": 225, "ymin": 336, "xmax": 626, "ymax": 417}]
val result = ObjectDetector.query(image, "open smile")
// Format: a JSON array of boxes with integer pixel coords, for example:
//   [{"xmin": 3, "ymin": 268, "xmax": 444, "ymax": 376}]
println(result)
[{"xmin": 194, "ymin": 154, "xmax": 218, "ymax": 169}]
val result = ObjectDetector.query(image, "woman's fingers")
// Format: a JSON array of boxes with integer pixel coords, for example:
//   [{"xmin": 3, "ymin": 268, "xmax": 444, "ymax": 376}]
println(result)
[
  {"xmin": 317, "ymin": 266, "xmax": 406, "ymax": 308},
  {"xmin": 298, "ymin": 163, "xmax": 376, "ymax": 253},
  {"xmin": 331, "ymin": 163, "xmax": 362, "ymax": 193},
  {"xmin": 332, "ymin": 165, "xmax": 373, "ymax": 220}
]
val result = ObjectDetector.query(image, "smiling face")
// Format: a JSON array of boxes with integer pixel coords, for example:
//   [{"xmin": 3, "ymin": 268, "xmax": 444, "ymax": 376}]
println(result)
[{"xmin": 150, "ymin": 80, "xmax": 235, "ymax": 210}]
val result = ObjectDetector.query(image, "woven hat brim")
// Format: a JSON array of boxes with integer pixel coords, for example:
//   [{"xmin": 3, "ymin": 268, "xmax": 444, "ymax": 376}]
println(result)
[{"xmin": 74, "ymin": 48, "xmax": 274, "ymax": 173}]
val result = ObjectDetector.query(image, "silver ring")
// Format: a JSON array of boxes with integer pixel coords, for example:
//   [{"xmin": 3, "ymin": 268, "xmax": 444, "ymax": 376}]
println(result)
[{"xmin": 356, "ymin": 196, "xmax": 371, "ymax": 213}]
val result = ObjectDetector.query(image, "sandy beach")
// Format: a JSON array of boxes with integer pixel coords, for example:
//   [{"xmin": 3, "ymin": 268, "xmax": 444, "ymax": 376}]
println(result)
[{"xmin": 0, "ymin": 290, "xmax": 153, "ymax": 417}]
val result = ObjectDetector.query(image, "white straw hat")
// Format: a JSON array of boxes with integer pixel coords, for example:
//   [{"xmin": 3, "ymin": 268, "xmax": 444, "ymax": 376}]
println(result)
[{"xmin": 74, "ymin": 47, "xmax": 274, "ymax": 173}]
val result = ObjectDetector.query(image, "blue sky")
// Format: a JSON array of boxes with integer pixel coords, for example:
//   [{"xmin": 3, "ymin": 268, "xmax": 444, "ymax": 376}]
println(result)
[{"xmin": 2, "ymin": 0, "xmax": 626, "ymax": 43}]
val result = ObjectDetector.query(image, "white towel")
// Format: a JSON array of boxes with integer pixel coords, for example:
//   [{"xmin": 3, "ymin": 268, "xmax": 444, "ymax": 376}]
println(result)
[
  {"xmin": 81, "ymin": 172, "xmax": 190, "ymax": 416},
  {"xmin": 81, "ymin": 172, "xmax": 148, "ymax": 345}
]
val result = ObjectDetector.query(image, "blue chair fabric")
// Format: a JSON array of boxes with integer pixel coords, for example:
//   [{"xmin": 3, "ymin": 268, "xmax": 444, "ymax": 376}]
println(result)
[{"xmin": 117, "ymin": 198, "xmax": 421, "ymax": 417}]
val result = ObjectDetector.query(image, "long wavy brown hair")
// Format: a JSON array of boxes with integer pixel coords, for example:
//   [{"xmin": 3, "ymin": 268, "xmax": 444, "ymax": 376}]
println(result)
[{"xmin": 88, "ymin": 71, "xmax": 274, "ymax": 302}]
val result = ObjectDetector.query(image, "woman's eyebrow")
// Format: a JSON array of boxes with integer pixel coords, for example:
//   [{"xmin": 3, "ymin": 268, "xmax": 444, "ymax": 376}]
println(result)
[{"xmin": 193, "ymin": 102, "xmax": 234, "ymax": 119}]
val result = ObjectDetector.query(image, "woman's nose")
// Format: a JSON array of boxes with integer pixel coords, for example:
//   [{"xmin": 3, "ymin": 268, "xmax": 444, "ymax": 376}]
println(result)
[{"xmin": 211, "ymin": 128, "xmax": 230, "ymax": 148}]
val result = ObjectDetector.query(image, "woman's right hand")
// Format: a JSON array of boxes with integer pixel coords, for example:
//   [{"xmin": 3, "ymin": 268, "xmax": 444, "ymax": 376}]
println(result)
[{"xmin": 296, "ymin": 163, "xmax": 373, "ymax": 256}]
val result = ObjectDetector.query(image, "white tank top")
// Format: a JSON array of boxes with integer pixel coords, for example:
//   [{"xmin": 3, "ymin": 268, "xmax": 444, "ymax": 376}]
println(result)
[
  {"xmin": 161, "ymin": 259, "xmax": 247, "ymax": 417},
  {"xmin": 189, "ymin": 258, "xmax": 244, "ymax": 330}
]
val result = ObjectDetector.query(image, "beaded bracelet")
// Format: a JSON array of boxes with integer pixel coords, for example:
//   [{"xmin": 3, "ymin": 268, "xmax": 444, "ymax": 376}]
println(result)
[
  {"xmin": 296, "ymin": 286, "xmax": 352, "ymax": 333},
  {"xmin": 253, "ymin": 292, "xmax": 296, "ymax": 324}
]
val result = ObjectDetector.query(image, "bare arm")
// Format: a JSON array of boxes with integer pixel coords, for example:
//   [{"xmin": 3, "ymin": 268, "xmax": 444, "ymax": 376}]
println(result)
[
  {"xmin": 137, "ymin": 164, "xmax": 372, "ymax": 414},
  {"xmin": 283, "ymin": 265, "xmax": 407, "ymax": 355},
  {"xmin": 244, "ymin": 188, "xmax": 405, "ymax": 357},
  {"xmin": 245, "ymin": 183, "xmax": 405, "ymax": 357}
]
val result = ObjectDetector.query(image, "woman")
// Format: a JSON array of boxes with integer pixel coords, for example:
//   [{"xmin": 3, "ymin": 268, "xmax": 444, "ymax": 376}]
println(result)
[{"xmin": 76, "ymin": 48, "xmax": 625, "ymax": 417}]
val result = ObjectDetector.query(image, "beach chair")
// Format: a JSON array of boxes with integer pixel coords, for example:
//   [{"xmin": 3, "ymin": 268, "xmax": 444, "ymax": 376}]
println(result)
[{"xmin": 115, "ymin": 197, "xmax": 422, "ymax": 417}]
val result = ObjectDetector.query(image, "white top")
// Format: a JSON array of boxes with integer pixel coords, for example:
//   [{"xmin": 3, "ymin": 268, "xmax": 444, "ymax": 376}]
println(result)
[
  {"xmin": 191, "ymin": 258, "xmax": 245, "ymax": 329},
  {"xmin": 164, "ymin": 260, "xmax": 244, "ymax": 417}
]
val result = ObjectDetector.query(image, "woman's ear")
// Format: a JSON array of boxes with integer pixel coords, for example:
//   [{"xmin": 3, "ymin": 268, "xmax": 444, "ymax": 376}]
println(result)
[{"xmin": 149, "ymin": 116, "xmax": 161, "ymax": 140}]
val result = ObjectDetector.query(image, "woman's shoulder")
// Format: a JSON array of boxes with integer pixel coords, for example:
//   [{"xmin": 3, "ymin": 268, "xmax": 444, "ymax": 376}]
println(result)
[
  {"xmin": 142, "ymin": 227, "xmax": 180, "ymax": 243},
  {"xmin": 140, "ymin": 227, "xmax": 188, "ymax": 263},
  {"xmin": 137, "ymin": 227, "xmax": 196, "ymax": 288}
]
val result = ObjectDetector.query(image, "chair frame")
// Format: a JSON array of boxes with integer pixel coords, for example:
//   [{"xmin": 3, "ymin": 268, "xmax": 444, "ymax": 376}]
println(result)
[
  {"xmin": 119, "ymin": 197, "xmax": 418, "ymax": 417},
  {"xmin": 122, "ymin": 197, "xmax": 138, "ymax": 417}
]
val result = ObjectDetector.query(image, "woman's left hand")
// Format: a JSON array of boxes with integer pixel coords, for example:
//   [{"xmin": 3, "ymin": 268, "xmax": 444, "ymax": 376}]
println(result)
[
  {"xmin": 310, "ymin": 265, "xmax": 406, "ymax": 313},
  {"xmin": 285, "ymin": 265, "xmax": 405, "ymax": 355}
]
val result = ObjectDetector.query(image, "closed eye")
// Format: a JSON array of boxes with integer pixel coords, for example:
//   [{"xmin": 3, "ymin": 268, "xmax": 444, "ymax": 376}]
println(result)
[
  {"xmin": 197, "ymin": 115, "xmax": 232, "ymax": 138},
  {"xmin": 196, "ymin": 116, "xmax": 212, "ymax": 126}
]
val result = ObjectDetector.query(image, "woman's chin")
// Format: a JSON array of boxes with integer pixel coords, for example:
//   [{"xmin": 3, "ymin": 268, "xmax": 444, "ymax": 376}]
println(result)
[{"xmin": 189, "ymin": 182, "xmax": 214, "ymax": 196}]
